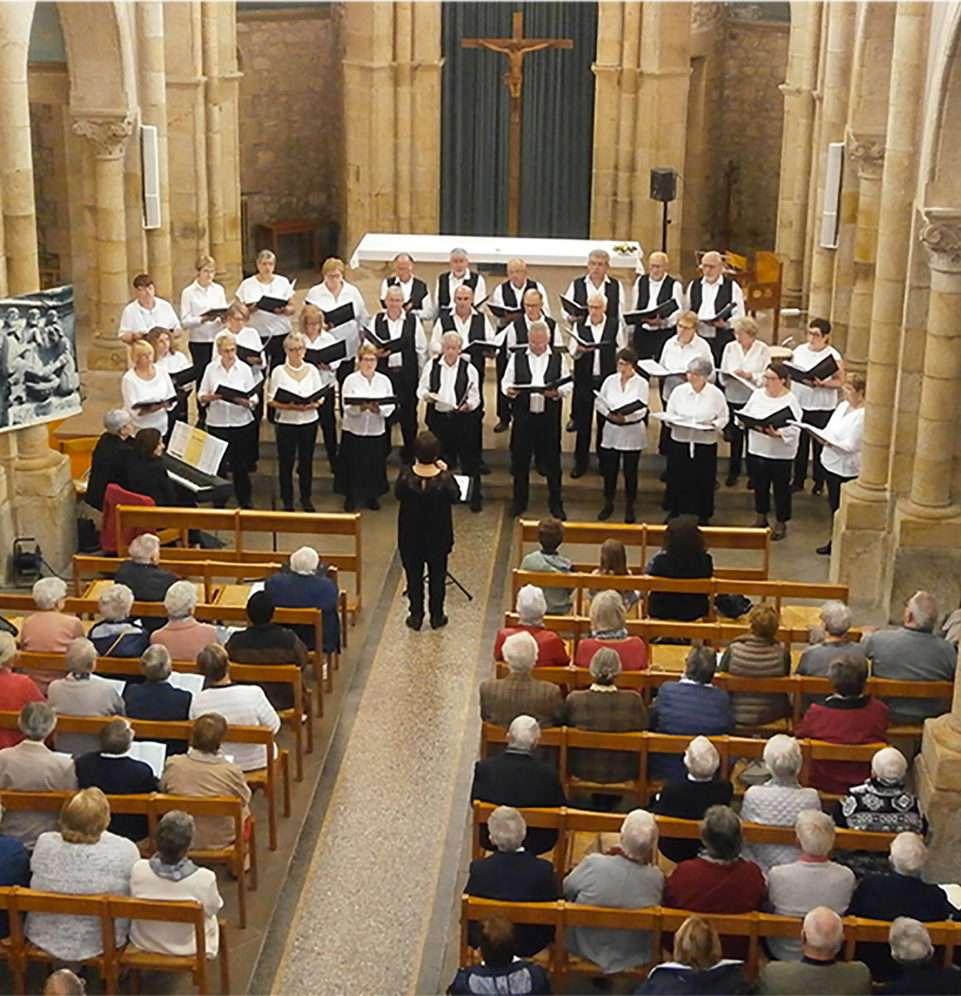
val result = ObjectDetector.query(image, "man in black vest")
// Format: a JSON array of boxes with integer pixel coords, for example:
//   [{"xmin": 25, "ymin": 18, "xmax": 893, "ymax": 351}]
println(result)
[
  {"xmin": 497, "ymin": 289, "xmax": 560, "ymax": 434},
  {"xmin": 561, "ymin": 249, "xmax": 626, "ymax": 326},
  {"xmin": 418, "ymin": 332, "xmax": 483, "ymax": 512},
  {"xmin": 569, "ymin": 293, "xmax": 624, "ymax": 478},
  {"xmin": 632, "ymin": 250, "xmax": 685, "ymax": 361},
  {"xmin": 687, "ymin": 250, "xmax": 745, "ymax": 366},
  {"xmin": 432, "ymin": 285, "xmax": 497, "ymax": 380},
  {"xmin": 370, "ymin": 286, "xmax": 427, "ymax": 463},
  {"xmin": 433, "ymin": 247, "xmax": 487, "ymax": 317},
  {"xmin": 379, "ymin": 252, "xmax": 433, "ymax": 320},
  {"xmin": 502, "ymin": 323, "xmax": 571, "ymax": 519}
]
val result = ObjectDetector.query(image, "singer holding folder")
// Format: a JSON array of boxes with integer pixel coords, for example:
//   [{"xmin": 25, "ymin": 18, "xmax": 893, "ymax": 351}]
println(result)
[
  {"xmin": 267, "ymin": 332, "xmax": 325, "ymax": 512},
  {"xmin": 737, "ymin": 363, "xmax": 803, "ymax": 541},
  {"xmin": 234, "ymin": 249, "xmax": 294, "ymax": 370},
  {"xmin": 121, "ymin": 340, "xmax": 176, "ymax": 437},
  {"xmin": 300, "ymin": 304, "xmax": 342, "ymax": 475}
]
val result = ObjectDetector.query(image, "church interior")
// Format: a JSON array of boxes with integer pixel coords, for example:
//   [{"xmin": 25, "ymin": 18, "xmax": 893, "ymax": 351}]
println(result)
[{"xmin": 0, "ymin": 1, "xmax": 959, "ymax": 993}]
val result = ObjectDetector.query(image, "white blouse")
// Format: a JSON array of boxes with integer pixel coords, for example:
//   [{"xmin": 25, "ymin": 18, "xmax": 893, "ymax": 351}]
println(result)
[
  {"xmin": 118, "ymin": 298, "xmax": 180, "ymax": 339},
  {"xmin": 180, "ymin": 280, "xmax": 228, "ymax": 343},
  {"xmin": 819, "ymin": 400, "xmax": 865, "ymax": 479},
  {"xmin": 665, "ymin": 381, "xmax": 728, "ymax": 447},
  {"xmin": 235, "ymin": 275, "xmax": 294, "ymax": 341},
  {"xmin": 596, "ymin": 371, "xmax": 649, "ymax": 452},
  {"xmin": 121, "ymin": 367, "xmax": 176, "ymax": 434},
  {"xmin": 658, "ymin": 334, "xmax": 714, "ymax": 399},
  {"xmin": 720, "ymin": 339, "xmax": 772, "ymax": 404},
  {"xmin": 305, "ymin": 282, "xmax": 369, "ymax": 358},
  {"xmin": 740, "ymin": 387, "xmax": 803, "ymax": 460},
  {"xmin": 267, "ymin": 363, "xmax": 323, "ymax": 426},
  {"xmin": 340, "ymin": 370, "xmax": 395, "ymax": 437},
  {"xmin": 790, "ymin": 343, "xmax": 842, "ymax": 411},
  {"xmin": 199, "ymin": 357, "xmax": 256, "ymax": 429},
  {"xmin": 304, "ymin": 330, "xmax": 342, "ymax": 389}
]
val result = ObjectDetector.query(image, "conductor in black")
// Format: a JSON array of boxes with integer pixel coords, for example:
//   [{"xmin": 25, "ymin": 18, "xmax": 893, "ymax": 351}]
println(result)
[{"xmin": 502, "ymin": 322, "xmax": 573, "ymax": 520}]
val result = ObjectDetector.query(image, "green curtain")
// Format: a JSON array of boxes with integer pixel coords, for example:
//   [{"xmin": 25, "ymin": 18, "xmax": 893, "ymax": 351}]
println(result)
[{"xmin": 440, "ymin": 2, "xmax": 597, "ymax": 238}]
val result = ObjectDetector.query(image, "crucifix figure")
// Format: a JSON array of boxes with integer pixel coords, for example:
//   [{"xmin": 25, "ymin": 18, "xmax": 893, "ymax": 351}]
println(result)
[{"xmin": 462, "ymin": 12, "xmax": 573, "ymax": 236}]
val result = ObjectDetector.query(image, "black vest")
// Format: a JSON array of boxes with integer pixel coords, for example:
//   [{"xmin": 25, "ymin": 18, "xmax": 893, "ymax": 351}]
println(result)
[
  {"xmin": 439, "ymin": 312, "xmax": 488, "ymax": 342},
  {"xmin": 437, "ymin": 271, "xmax": 479, "ymax": 310},
  {"xmin": 427, "ymin": 356, "xmax": 471, "ymax": 407},
  {"xmin": 510, "ymin": 314, "xmax": 557, "ymax": 347},
  {"xmin": 385, "ymin": 275, "xmax": 428, "ymax": 310},
  {"xmin": 635, "ymin": 274, "xmax": 677, "ymax": 309},
  {"xmin": 373, "ymin": 312, "xmax": 417, "ymax": 383},
  {"xmin": 499, "ymin": 278, "xmax": 536, "ymax": 309},
  {"xmin": 511, "ymin": 350, "xmax": 563, "ymax": 417},
  {"xmin": 573, "ymin": 276, "xmax": 620, "ymax": 313},
  {"xmin": 573, "ymin": 317, "xmax": 620, "ymax": 380},
  {"xmin": 689, "ymin": 277, "xmax": 734, "ymax": 316}
]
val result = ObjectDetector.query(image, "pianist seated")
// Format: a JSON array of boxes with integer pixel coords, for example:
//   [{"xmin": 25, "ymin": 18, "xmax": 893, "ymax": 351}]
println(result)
[
  {"xmin": 126, "ymin": 428, "xmax": 180, "ymax": 507},
  {"xmin": 114, "ymin": 533, "xmax": 177, "ymax": 635},
  {"xmin": 86, "ymin": 409, "xmax": 134, "ymax": 512},
  {"xmin": 149, "ymin": 580, "xmax": 220, "ymax": 661}
]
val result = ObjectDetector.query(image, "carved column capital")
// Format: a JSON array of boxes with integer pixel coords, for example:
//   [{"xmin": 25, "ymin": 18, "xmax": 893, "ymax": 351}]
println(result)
[
  {"xmin": 920, "ymin": 207, "xmax": 961, "ymax": 274},
  {"xmin": 846, "ymin": 128, "xmax": 885, "ymax": 179},
  {"xmin": 71, "ymin": 112, "xmax": 135, "ymax": 159}
]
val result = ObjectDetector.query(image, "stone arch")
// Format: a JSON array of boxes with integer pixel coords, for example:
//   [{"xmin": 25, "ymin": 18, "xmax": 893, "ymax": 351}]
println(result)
[
  {"xmin": 925, "ymin": 4, "xmax": 961, "ymax": 204},
  {"xmin": 55, "ymin": 1, "xmax": 135, "ymax": 115}
]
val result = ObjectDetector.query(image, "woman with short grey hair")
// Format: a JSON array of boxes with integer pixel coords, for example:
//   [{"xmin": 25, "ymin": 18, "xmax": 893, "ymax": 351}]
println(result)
[
  {"xmin": 486, "ymin": 805, "xmax": 526, "ymax": 853},
  {"xmin": 140, "ymin": 644, "xmax": 172, "ymax": 682},
  {"xmin": 150, "ymin": 581, "xmax": 219, "ymax": 662},
  {"xmin": 19, "ymin": 576, "xmax": 84, "ymax": 664},
  {"xmin": 87, "ymin": 583, "xmax": 149, "ymax": 659},
  {"xmin": 492, "ymin": 584, "xmax": 570, "ymax": 666},
  {"xmin": 574, "ymin": 589, "xmax": 649, "ymax": 671},
  {"xmin": 234, "ymin": 247, "xmax": 295, "ymax": 367}
]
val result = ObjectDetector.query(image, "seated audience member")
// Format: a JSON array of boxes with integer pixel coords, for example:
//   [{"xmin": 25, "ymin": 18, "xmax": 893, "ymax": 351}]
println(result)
[
  {"xmin": 114, "ymin": 533, "xmax": 178, "ymax": 635},
  {"xmin": 740, "ymin": 734, "xmax": 820, "ymax": 874},
  {"xmin": 650, "ymin": 737, "xmax": 734, "ymax": 864},
  {"xmin": 766, "ymin": 810, "xmax": 856, "ymax": 962},
  {"xmin": 879, "ymin": 918, "xmax": 961, "ymax": 995},
  {"xmin": 834, "ymin": 747, "xmax": 926, "ymax": 877},
  {"xmin": 0, "ymin": 802, "xmax": 30, "ymax": 935},
  {"xmin": 593, "ymin": 538, "xmax": 640, "ymax": 610},
  {"xmin": 646, "ymin": 516, "xmax": 713, "ymax": 622},
  {"xmin": 26, "ymin": 788, "xmax": 140, "ymax": 963},
  {"xmin": 189, "ymin": 644, "xmax": 280, "ymax": 772},
  {"xmin": 123, "ymin": 645, "xmax": 192, "ymax": 736},
  {"xmin": 464, "ymin": 806, "xmax": 559, "ymax": 958},
  {"xmin": 0, "ymin": 632, "xmax": 44, "ymax": 748},
  {"xmin": 85, "ymin": 408, "xmax": 134, "ymax": 511},
  {"xmin": 564, "ymin": 809, "xmax": 664, "ymax": 975},
  {"xmin": 44, "ymin": 968, "xmax": 86, "ymax": 996},
  {"xmin": 87, "ymin": 583, "xmax": 150, "ymax": 658},
  {"xmin": 718, "ymin": 604, "xmax": 791, "ymax": 726},
  {"xmin": 75, "ymin": 718, "xmax": 158, "ymax": 842},
  {"xmin": 863, "ymin": 590, "xmax": 957, "ymax": 722},
  {"xmin": 798, "ymin": 600, "xmax": 867, "ymax": 680},
  {"xmin": 150, "ymin": 581, "xmax": 219, "ymax": 660},
  {"xmin": 446, "ymin": 914, "xmax": 551, "ymax": 996},
  {"xmin": 0, "ymin": 703, "xmax": 77, "ymax": 848},
  {"xmin": 795, "ymin": 654, "xmax": 889, "ymax": 794},
  {"xmin": 649, "ymin": 646, "xmax": 734, "ymax": 781},
  {"xmin": 471, "ymin": 715, "xmax": 566, "ymax": 855},
  {"xmin": 565, "ymin": 648, "xmax": 647, "ymax": 791},
  {"xmin": 519, "ymin": 518, "xmax": 573, "ymax": 615},
  {"xmin": 479, "ymin": 631, "xmax": 564, "ymax": 729},
  {"xmin": 756, "ymin": 907, "xmax": 871, "ymax": 996},
  {"xmin": 224, "ymin": 591, "xmax": 309, "ymax": 712},
  {"xmin": 161, "ymin": 713, "xmax": 251, "ymax": 851},
  {"xmin": 19, "ymin": 577, "xmax": 84, "ymax": 658},
  {"xmin": 47, "ymin": 638, "xmax": 125, "ymax": 757},
  {"xmin": 263, "ymin": 546, "xmax": 341, "ymax": 656},
  {"xmin": 129, "ymin": 811, "xmax": 223, "ymax": 959},
  {"xmin": 574, "ymin": 589, "xmax": 649, "ymax": 671},
  {"xmin": 492, "ymin": 584, "xmax": 570, "ymax": 667},
  {"xmin": 635, "ymin": 915, "xmax": 750, "ymax": 995}
]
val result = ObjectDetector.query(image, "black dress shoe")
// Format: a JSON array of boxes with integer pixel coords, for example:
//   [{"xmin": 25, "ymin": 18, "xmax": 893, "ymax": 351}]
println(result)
[
  {"xmin": 725, "ymin": 472, "xmax": 738, "ymax": 487},
  {"xmin": 493, "ymin": 420, "xmax": 510, "ymax": 433},
  {"xmin": 597, "ymin": 504, "xmax": 614, "ymax": 521},
  {"xmin": 282, "ymin": 504, "xmax": 295, "ymax": 512},
  {"xmin": 812, "ymin": 483, "xmax": 824, "ymax": 496},
  {"xmin": 405, "ymin": 614, "xmax": 423, "ymax": 630},
  {"xmin": 301, "ymin": 500, "xmax": 315, "ymax": 513},
  {"xmin": 366, "ymin": 497, "xmax": 381, "ymax": 511},
  {"xmin": 344, "ymin": 498, "xmax": 356, "ymax": 512},
  {"xmin": 508, "ymin": 503, "xmax": 526, "ymax": 518},
  {"xmin": 771, "ymin": 522, "xmax": 788, "ymax": 541},
  {"xmin": 790, "ymin": 482, "xmax": 804, "ymax": 494},
  {"xmin": 470, "ymin": 502, "xmax": 483, "ymax": 513},
  {"xmin": 625, "ymin": 505, "xmax": 636, "ymax": 524},
  {"xmin": 565, "ymin": 418, "xmax": 576, "ymax": 433},
  {"xmin": 816, "ymin": 541, "xmax": 832, "ymax": 555},
  {"xmin": 571, "ymin": 464, "xmax": 587, "ymax": 479},
  {"xmin": 430, "ymin": 614, "xmax": 449, "ymax": 630},
  {"xmin": 549, "ymin": 504, "xmax": 567, "ymax": 520}
]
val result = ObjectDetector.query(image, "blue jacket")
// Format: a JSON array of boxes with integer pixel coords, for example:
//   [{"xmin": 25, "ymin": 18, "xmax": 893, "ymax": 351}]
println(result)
[
  {"xmin": 264, "ymin": 570, "xmax": 341, "ymax": 654},
  {"xmin": 649, "ymin": 680, "xmax": 733, "ymax": 781}
]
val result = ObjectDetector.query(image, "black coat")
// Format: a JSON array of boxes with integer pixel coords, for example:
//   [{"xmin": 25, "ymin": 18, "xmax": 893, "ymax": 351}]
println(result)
[
  {"xmin": 125, "ymin": 452, "xmax": 178, "ymax": 507},
  {"xmin": 646, "ymin": 550, "xmax": 714, "ymax": 621},
  {"xmin": 394, "ymin": 467, "xmax": 459, "ymax": 560},
  {"xmin": 75, "ymin": 753, "xmax": 158, "ymax": 841},
  {"xmin": 113, "ymin": 560, "xmax": 178, "ymax": 634},
  {"xmin": 650, "ymin": 778, "xmax": 734, "ymax": 863},
  {"xmin": 123, "ymin": 681, "xmax": 191, "ymax": 755},
  {"xmin": 86, "ymin": 433, "xmax": 133, "ymax": 511},
  {"xmin": 878, "ymin": 962, "xmax": 961, "ymax": 995}
]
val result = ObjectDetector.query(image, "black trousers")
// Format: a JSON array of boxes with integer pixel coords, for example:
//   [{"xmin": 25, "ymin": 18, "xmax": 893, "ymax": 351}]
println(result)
[
  {"xmin": 752, "ymin": 455, "xmax": 793, "ymax": 521},
  {"xmin": 276, "ymin": 420, "xmax": 318, "ymax": 507},
  {"xmin": 825, "ymin": 469, "xmax": 854, "ymax": 513},
  {"xmin": 793, "ymin": 408, "xmax": 832, "ymax": 487},
  {"xmin": 427, "ymin": 408, "xmax": 482, "ymax": 498},
  {"xmin": 665, "ymin": 439, "xmax": 717, "ymax": 521},
  {"xmin": 264, "ymin": 335, "xmax": 286, "ymax": 372},
  {"xmin": 402, "ymin": 548, "xmax": 448, "ymax": 622},
  {"xmin": 318, "ymin": 395, "xmax": 339, "ymax": 472},
  {"xmin": 705, "ymin": 327, "xmax": 734, "ymax": 366},
  {"xmin": 386, "ymin": 367, "xmax": 417, "ymax": 461},
  {"xmin": 207, "ymin": 422, "xmax": 253, "ymax": 508},
  {"xmin": 189, "ymin": 343, "xmax": 213, "ymax": 428},
  {"xmin": 632, "ymin": 326, "xmax": 673, "ymax": 363},
  {"xmin": 598, "ymin": 447, "xmax": 640, "ymax": 506},
  {"xmin": 726, "ymin": 401, "xmax": 746, "ymax": 476},
  {"xmin": 495, "ymin": 349, "xmax": 511, "ymax": 423},
  {"xmin": 572, "ymin": 367, "xmax": 602, "ymax": 467},
  {"xmin": 510, "ymin": 409, "xmax": 562, "ymax": 511}
]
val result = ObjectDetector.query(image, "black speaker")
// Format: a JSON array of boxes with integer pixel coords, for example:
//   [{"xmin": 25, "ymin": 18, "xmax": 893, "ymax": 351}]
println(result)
[{"xmin": 650, "ymin": 168, "xmax": 677, "ymax": 203}]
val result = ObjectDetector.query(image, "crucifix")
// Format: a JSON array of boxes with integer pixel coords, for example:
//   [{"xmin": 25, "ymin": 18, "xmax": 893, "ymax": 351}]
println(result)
[{"xmin": 462, "ymin": 12, "xmax": 573, "ymax": 236}]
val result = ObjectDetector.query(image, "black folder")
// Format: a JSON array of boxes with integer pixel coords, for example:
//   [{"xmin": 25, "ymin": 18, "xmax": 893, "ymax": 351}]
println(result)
[
  {"xmin": 255, "ymin": 295, "xmax": 291, "ymax": 313},
  {"xmin": 305, "ymin": 339, "xmax": 348, "ymax": 366},
  {"xmin": 782, "ymin": 354, "xmax": 839, "ymax": 383},
  {"xmin": 560, "ymin": 295, "xmax": 588, "ymax": 318},
  {"xmin": 236, "ymin": 343, "xmax": 263, "ymax": 364},
  {"xmin": 607, "ymin": 398, "xmax": 648, "ymax": 417},
  {"xmin": 323, "ymin": 302, "xmax": 356, "ymax": 328},
  {"xmin": 464, "ymin": 338, "xmax": 498, "ymax": 355},
  {"xmin": 736, "ymin": 406, "xmax": 794, "ymax": 431},
  {"xmin": 342, "ymin": 395, "xmax": 398, "ymax": 407},
  {"xmin": 170, "ymin": 366, "xmax": 197, "ymax": 388},
  {"xmin": 624, "ymin": 300, "xmax": 679, "ymax": 326},
  {"xmin": 511, "ymin": 375, "xmax": 573, "ymax": 394},
  {"xmin": 273, "ymin": 385, "xmax": 331, "ymax": 405},
  {"xmin": 487, "ymin": 303, "xmax": 523, "ymax": 321},
  {"xmin": 364, "ymin": 328, "xmax": 407, "ymax": 354},
  {"xmin": 200, "ymin": 307, "xmax": 229, "ymax": 321},
  {"xmin": 132, "ymin": 395, "xmax": 177, "ymax": 411},
  {"xmin": 215, "ymin": 383, "xmax": 258, "ymax": 404},
  {"xmin": 704, "ymin": 302, "xmax": 736, "ymax": 324}
]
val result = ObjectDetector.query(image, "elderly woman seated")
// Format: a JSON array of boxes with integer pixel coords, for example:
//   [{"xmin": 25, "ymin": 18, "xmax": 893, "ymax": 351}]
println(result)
[
  {"xmin": 446, "ymin": 915, "xmax": 551, "ymax": 996},
  {"xmin": 47, "ymin": 638, "xmax": 125, "ymax": 757},
  {"xmin": 129, "ymin": 811, "xmax": 223, "ymax": 958},
  {"xmin": 464, "ymin": 805, "xmax": 559, "ymax": 958},
  {"xmin": 879, "ymin": 918, "xmax": 961, "ymax": 995},
  {"xmin": 797, "ymin": 599, "xmax": 867, "ymax": 680},
  {"xmin": 86, "ymin": 408, "xmax": 134, "ymax": 512},
  {"xmin": 114, "ymin": 533, "xmax": 178, "ymax": 609},
  {"xmin": 149, "ymin": 581, "xmax": 220, "ymax": 661},
  {"xmin": 87, "ymin": 583, "xmax": 150, "ymax": 658},
  {"xmin": 833, "ymin": 747, "xmax": 926, "ymax": 877},
  {"xmin": 26, "ymin": 788, "xmax": 140, "ymax": 963},
  {"xmin": 739, "ymin": 734, "xmax": 820, "ymax": 874},
  {"xmin": 565, "ymin": 648, "xmax": 647, "ymax": 798},
  {"xmin": 123, "ymin": 646, "xmax": 192, "ymax": 736},
  {"xmin": 480, "ymin": 631, "xmax": 564, "ymax": 729},
  {"xmin": 263, "ymin": 545, "xmax": 341, "ymax": 656},
  {"xmin": 574, "ymin": 589, "xmax": 649, "ymax": 671},
  {"xmin": 766, "ymin": 810, "xmax": 856, "ymax": 961},
  {"xmin": 493, "ymin": 584, "xmax": 570, "ymax": 667},
  {"xmin": 0, "ymin": 632, "xmax": 44, "ymax": 749},
  {"xmin": 563, "ymin": 809, "xmax": 664, "ymax": 975},
  {"xmin": 160, "ymin": 714, "xmax": 251, "ymax": 851},
  {"xmin": 19, "ymin": 576, "xmax": 84, "ymax": 657},
  {"xmin": 795, "ymin": 654, "xmax": 889, "ymax": 794},
  {"xmin": 717, "ymin": 603, "xmax": 791, "ymax": 726},
  {"xmin": 649, "ymin": 646, "xmax": 734, "ymax": 782},
  {"xmin": 636, "ymin": 915, "xmax": 750, "ymax": 995},
  {"xmin": 650, "ymin": 736, "xmax": 734, "ymax": 864}
]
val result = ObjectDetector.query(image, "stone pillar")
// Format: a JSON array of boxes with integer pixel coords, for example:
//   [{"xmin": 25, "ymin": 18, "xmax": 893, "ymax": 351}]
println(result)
[
  {"xmin": 774, "ymin": 2, "xmax": 821, "ymax": 311},
  {"xmin": 202, "ymin": 3, "xmax": 226, "ymax": 276},
  {"xmin": 72, "ymin": 114, "xmax": 135, "ymax": 372},
  {"xmin": 410, "ymin": 2, "xmax": 443, "ymax": 234}
]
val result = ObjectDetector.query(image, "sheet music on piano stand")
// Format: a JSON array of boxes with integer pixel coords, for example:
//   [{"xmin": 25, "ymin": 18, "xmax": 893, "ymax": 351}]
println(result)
[{"xmin": 168, "ymin": 421, "xmax": 228, "ymax": 476}]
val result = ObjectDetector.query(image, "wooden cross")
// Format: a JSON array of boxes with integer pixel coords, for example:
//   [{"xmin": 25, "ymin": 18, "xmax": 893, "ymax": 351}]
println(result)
[{"xmin": 462, "ymin": 12, "xmax": 573, "ymax": 236}]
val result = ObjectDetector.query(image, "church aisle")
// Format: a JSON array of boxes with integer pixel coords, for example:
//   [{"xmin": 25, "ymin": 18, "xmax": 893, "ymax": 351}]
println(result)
[{"xmin": 271, "ymin": 505, "xmax": 507, "ymax": 995}]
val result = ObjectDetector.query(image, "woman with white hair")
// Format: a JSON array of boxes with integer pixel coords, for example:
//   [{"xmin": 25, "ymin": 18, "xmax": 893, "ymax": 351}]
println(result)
[
  {"xmin": 86, "ymin": 583, "xmax": 149, "ymax": 658},
  {"xmin": 563, "ymin": 809, "xmax": 665, "ymax": 974},
  {"xmin": 86, "ymin": 408, "xmax": 134, "ymax": 511},
  {"xmin": 262, "ymin": 545, "xmax": 341, "ymax": 655},
  {"xmin": 879, "ymin": 918, "xmax": 961, "ymax": 994},
  {"xmin": 234, "ymin": 249, "xmax": 295, "ymax": 369},
  {"xmin": 479, "ymin": 630, "xmax": 564, "ymax": 729},
  {"xmin": 797, "ymin": 599, "xmax": 867, "ymax": 684},
  {"xmin": 739, "ymin": 734, "xmax": 820, "ymax": 874},
  {"xmin": 149, "ymin": 581, "xmax": 220, "ymax": 661},
  {"xmin": 492, "ymin": 585, "xmax": 569, "ymax": 666},
  {"xmin": 19, "ymin": 576, "xmax": 84, "ymax": 661},
  {"xmin": 719, "ymin": 315, "xmax": 771, "ymax": 488},
  {"xmin": 650, "ymin": 736, "xmax": 733, "ymax": 863},
  {"xmin": 574, "ymin": 589, "xmax": 649, "ymax": 671},
  {"xmin": 0, "ymin": 633, "xmax": 43, "ymax": 748}
]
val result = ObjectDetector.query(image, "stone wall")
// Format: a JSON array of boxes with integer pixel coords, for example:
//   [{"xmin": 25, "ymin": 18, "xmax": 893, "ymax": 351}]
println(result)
[{"xmin": 236, "ymin": 7, "xmax": 343, "ymax": 269}]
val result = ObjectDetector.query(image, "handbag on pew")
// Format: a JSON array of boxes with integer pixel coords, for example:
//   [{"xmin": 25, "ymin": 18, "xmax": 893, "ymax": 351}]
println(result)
[{"xmin": 716, "ymin": 593, "xmax": 752, "ymax": 619}]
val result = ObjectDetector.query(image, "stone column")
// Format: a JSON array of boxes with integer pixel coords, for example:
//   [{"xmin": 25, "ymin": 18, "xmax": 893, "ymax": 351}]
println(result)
[
  {"xmin": 202, "ymin": 3, "xmax": 226, "ymax": 276},
  {"xmin": 410, "ymin": 2, "xmax": 443, "ymax": 234},
  {"xmin": 72, "ymin": 113, "xmax": 135, "ymax": 372}
]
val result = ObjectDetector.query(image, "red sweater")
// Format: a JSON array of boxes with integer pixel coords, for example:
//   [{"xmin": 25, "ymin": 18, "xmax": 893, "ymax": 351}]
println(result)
[
  {"xmin": 493, "ymin": 625, "xmax": 570, "ymax": 667},
  {"xmin": 664, "ymin": 857, "xmax": 766, "ymax": 915},
  {"xmin": 575, "ymin": 636, "xmax": 649, "ymax": 672}
]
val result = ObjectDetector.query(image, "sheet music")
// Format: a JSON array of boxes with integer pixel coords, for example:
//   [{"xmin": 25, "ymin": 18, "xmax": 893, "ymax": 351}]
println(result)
[
  {"xmin": 168, "ymin": 420, "xmax": 228, "ymax": 476},
  {"xmin": 127, "ymin": 740, "xmax": 167, "ymax": 780},
  {"xmin": 453, "ymin": 474, "xmax": 471, "ymax": 503},
  {"xmin": 168, "ymin": 671, "xmax": 205, "ymax": 697},
  {"xmin": 90, "ymin": 674, "xmax": 126, "ymax": 696}
]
